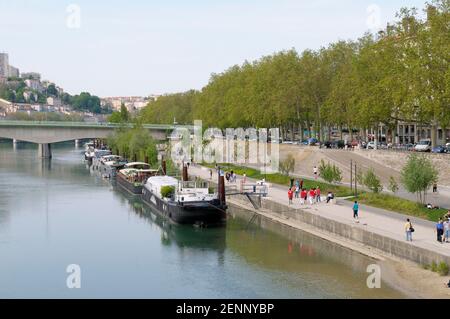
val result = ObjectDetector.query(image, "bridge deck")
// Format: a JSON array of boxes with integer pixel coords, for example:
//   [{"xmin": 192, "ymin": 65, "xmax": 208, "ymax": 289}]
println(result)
[{"xmin": 0, "ymin": 120, "xmax": 191, "ymax": 130}]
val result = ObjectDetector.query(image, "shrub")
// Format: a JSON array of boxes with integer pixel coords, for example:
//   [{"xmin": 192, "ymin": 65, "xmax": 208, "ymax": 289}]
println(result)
[
  {"xmin": 362, "ymin": 168, "xmax": 383, "ymax": 193},
  {"xmin": 437, "ymin": 262, "xmax": 449, "ymax": 276},
  {"xmin": 319, "ymin": 160, "xmax": 343, "ymax": 184},
  {"xmin": 388, "ymin": 176, "xmax": 399, "ymax": 194},
  {"xmin": 431, "ymin": 262, "xmax": 438, "ymax": 273},
  {"xmin": 279, "ymin": 154, "xmax": 295, "ymax": 177},
  {"xmin": 161, "ymin": 186, "xmax": 175, "ymax": 198}
]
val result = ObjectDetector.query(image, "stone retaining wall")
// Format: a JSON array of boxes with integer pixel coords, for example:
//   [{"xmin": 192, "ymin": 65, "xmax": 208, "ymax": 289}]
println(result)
[{"xmin": 229, "ymin": 194, "xmax": 450, "ymax": 266}]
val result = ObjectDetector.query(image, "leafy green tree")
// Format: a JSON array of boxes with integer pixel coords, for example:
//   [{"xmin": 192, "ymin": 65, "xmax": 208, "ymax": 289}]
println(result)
[
  {"xmin": 319, "ymin": 160, "xmax": 343, "ymax": 184},
  {"xmin": 46, "ymin": 84, "xmax": 58, "ymax": 96},
  {"xmin": 108, "ymin": 103, "xmax": 130, "ymax": 123},
  {"xmin": 362, "ymin": 168, "xmax": 383, "ymax": 193},
  {"xmin": 401, "ymin": 154, "xmax": 438, "ymax": 204},
  {"xmin": 279, "ymin": 154, "xmax": 295, "ymax": 177}
]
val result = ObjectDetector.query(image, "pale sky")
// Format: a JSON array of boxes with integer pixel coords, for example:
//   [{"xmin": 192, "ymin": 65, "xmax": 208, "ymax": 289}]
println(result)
[{"xmin": 0, "ymin": 0, "xmax": 427, "ymax": 97}]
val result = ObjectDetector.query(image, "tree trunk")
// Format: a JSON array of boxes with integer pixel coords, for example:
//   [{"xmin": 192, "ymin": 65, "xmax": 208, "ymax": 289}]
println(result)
[
  {"xmin": 431, "ymin": 121, "xmax": 438, "ymax": 148},
  {"xmin": 291, "ymin": 123, "xmax": 295, "ymax": 141}
]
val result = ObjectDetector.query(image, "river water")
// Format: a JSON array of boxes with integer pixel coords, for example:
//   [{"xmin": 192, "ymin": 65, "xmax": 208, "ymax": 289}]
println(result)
[{"xmin": 0, "ymin": 141, "xmax": 404, "ymax": 298}]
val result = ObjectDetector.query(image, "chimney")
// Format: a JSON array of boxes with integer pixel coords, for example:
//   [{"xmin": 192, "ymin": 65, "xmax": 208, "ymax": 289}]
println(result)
[
  {"xmin": 162, "ymin": 160, "xmax": 167, "ymax": 175},
  {"xmin": 182, "ymin": 163, "xmax": 188, "ymax": 181}
]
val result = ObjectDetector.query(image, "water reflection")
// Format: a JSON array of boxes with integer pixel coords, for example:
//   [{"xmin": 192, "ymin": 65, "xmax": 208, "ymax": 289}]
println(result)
[{"xmin": 113, "ymin": 189, "xmax": 227, "ymax": 266}]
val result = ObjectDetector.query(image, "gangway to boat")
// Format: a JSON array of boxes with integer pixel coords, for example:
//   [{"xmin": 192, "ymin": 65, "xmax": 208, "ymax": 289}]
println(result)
[{"xmin": 223, "ymin": 182, "xmax": 268, "ymax": 210}]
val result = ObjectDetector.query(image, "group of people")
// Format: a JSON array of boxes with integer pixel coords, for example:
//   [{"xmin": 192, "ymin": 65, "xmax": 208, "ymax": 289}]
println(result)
[
  {"xmin": 225, "ymin": 171, "xmax": 237, "ymax": 183},
  {"xmin": 403, "ymin": 210, "xmax": 450, "ymax": 243},
  {"xmin": 435, "ymin": 212, "xmax": 450, "ymax": 244},
  {"xmin": 287, "ymin": 181, "xmax": 335, "ymax": 206}
]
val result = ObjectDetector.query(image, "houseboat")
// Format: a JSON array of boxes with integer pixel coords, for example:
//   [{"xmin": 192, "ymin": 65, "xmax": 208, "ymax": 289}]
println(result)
[
  {"xmin": 116, "ymin": 162, "xmax": 159, "ymax": 195},
  {"xmin": 98, "ymin": 155, "xmax": 128, "ymax": 178},
  {"xmin": 141, "ymin": 176, "xmax": 227, "ymax": 225}
]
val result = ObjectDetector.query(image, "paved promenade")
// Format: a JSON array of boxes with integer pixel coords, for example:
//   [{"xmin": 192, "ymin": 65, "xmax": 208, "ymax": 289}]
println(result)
[{"xmin": 189, "ymin": 165, "xmax": 450, "ymax": 259}]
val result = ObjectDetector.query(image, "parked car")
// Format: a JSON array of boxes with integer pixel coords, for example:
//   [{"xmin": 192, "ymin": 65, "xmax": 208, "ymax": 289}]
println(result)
[
  {"xmin": 307, "ymin": 138, "xmax": 319, "ymax": 146},
  {"xmin": 330, "ymin": 140, "xmax": 349, "ymax": 149},
  {"xmin": 432, "ymin": 145, "xmax": 448, "ymax": 154},
  {"xmin": 322, "ymin": 141, "xmax": 333, "ymax": 149},
  {"xmin": 414, "ymin": 140, "xmax": 432, "ymax": 152},
  {"xmin": 367, "ymin": 142, "xmax": 376, "ymax": 149}
]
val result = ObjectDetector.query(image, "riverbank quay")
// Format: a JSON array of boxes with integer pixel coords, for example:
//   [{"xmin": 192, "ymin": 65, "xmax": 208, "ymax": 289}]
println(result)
[{"xmin": 188, "ymin": 165, "xmax": 450, "ymax": 297}]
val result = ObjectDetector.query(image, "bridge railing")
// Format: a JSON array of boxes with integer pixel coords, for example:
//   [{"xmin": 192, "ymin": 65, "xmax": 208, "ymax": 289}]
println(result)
[{"xmin": 0, "ymin": 120, "xmax": 192, "ymax": 130}]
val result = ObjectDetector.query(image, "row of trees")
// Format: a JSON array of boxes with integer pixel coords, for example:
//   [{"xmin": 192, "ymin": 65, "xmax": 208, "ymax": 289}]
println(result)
[
  {"xmin": 140, "ymin": 1, "xmax": 449, "ymax": 146},
  {"xmin": 107, "ymin": 125, "xmax": 158, "ymax": 166}
]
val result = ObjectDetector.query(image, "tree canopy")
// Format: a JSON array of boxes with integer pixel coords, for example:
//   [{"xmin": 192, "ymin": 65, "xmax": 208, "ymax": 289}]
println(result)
[{"xmin": 139, "ymin": 1, "xmax": 449, "ymax": 146}]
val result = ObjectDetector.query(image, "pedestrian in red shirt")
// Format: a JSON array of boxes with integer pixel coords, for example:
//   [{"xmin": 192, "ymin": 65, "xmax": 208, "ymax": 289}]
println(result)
[
  {"xmin": 309, "ymin": 188, "xmax": 316, "ymax": 205},
  {"xmin": 300, "ymin": 189, "xmax": 307, "ymax": 205},
  {"xmin": 288, "ymin": 188, "xmax": 294, "ymax": 205},
  {"xmin": 316, "ymin": 187, "xmax": 321, "ymax": 203}
]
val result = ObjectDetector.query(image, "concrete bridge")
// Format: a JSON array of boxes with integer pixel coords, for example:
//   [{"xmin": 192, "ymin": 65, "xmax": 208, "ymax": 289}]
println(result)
[{"xmin": 0, "ymin": 120, "xmax": 184, "ymax": 158}]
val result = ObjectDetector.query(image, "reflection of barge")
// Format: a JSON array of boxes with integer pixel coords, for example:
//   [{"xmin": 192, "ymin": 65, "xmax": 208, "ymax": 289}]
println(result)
[
  {"xmin": 117, "ymin": 162, "xmax": 159, "ymax": 195},
  {"xmin": 142, "ymin": 176, "xmax": 227, "ymax": 225}
]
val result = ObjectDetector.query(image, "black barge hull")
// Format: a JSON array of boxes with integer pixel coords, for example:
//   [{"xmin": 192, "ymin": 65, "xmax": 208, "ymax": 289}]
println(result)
[
  {"xmin": 142, "ymin": 188, "xmax": 226, "ymax": 225},
  {"xmin": 117, "ymin": 175, "xmax": 143, "ymax": 195}
]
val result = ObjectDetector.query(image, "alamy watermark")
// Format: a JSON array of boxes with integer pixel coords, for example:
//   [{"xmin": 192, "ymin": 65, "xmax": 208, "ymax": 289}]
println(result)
[
  {"xmin": 169, "ymin": 120, "xmax": 280, "ymax": 173},
  {"xmin": 66, "ymin": 4, "xmax": 81, "ymax": 29},
  {"xmin": 366, "ymin": 4, "xmax": 382, "ymax": 31},
  {"xmin": 66, "ymin": 264, "xmax": 81, "ymax": 289},
  {"xmin": 366, "ymin": 264, "xmax": 381, "ymax": 289}
]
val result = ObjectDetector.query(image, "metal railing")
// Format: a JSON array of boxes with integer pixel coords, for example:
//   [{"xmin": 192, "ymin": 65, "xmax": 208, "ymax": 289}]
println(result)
[{"xmin": 0, "ymin": 120, "xmax": 191, "ymax": 130}]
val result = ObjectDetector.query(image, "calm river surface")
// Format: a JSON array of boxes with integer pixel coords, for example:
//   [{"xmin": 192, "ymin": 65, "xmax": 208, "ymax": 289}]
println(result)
[{"xmin": 0, "ymin": 141, "xmax": 404, "ymax": 298}]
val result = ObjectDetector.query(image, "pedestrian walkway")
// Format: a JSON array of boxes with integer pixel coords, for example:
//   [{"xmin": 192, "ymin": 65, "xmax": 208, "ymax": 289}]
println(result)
[{"xmin": 189, "ymin": 165, "xmax": 450, "ymax": 259}]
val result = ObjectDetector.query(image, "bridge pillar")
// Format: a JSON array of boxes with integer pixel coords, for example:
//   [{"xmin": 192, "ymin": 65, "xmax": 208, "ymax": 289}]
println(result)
[{"xmin": 38, "ymin": 143, "xmax": 52, "ymax": 159}]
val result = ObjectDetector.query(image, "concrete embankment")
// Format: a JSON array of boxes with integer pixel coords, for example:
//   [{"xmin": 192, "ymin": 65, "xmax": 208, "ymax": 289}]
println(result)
[{"xmin": 226, "ymin": 193, "xmax": 450, "ymax": 267}]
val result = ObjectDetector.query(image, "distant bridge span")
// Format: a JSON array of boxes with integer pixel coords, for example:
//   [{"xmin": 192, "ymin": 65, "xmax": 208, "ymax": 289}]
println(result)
[{"xmin": 0, "ymin": 121, "xmax": 190, "ymax": 158}]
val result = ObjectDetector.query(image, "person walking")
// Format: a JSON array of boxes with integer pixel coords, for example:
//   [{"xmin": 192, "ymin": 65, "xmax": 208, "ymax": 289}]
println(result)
[
  {"xmin": 436, "ymin": 219, "xmax": 444, "ymax": 243},
  {"xmin": 405, "ymin": 219, "xmax": 413, "ymax": 242},
  {"xmin": 444, "ymin": 219, "xmax": 450, "ymax": 243},
  {"xmin": 313, "ymin": 166, "xmax": 318, "ymax": 180},
  {"xmin": 316, "ymin": 187, "xmax": 321, "ymax": 203},
  {"xmin": 433, "ymin": 183, "xmax": 438, "ymax": 193},
  {"xmin": 209, "ymin": 169, "xmax": 213, "ymax": 180},
  {"xmin": 300, "ymin": 179, "xmax": 304, "ymax": 190},
  {"xmin": 288, "ymin": 188, "xmax": 294, "ymax": 205},
  {"xmin": 353, "ymin": 201, "xmax": 359, "ymax": 221}
]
